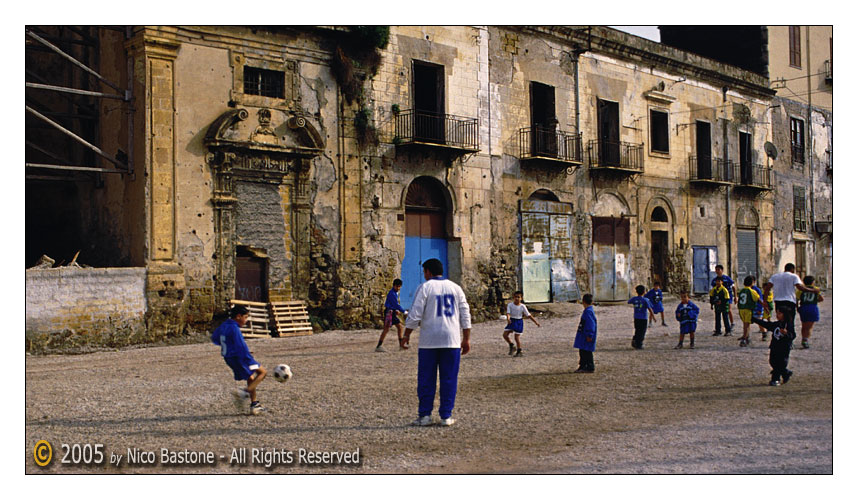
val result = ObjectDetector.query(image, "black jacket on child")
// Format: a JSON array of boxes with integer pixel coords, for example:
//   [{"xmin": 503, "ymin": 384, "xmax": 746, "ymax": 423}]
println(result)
[{"xmin": 752, "ymin": 317, "xmax": 794, "ymax": 382}]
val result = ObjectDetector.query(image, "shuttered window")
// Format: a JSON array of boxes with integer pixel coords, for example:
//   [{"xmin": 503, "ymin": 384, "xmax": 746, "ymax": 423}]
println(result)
[
  {"xmin": 789, "ymin": 26, "xmax": 802, "ymax": 68},
  {"xmin": 650, "ymin": 109, "xmax": 669, "ymax": 154},
  {"xmin": 793, "ymin": 186, "xmax": 807, "ymax": 232}
]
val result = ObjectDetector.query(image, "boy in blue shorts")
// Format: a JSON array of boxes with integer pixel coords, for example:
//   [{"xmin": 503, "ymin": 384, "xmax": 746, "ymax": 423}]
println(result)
[
  {"xmin": 628, "ymin": 285, "xmax": 654, "ymax": 349},
  {"xmin": 502, "ymin": 291, "xmax": 541, "ymax": 357},
  {"xmin": 797, "ymin": 276, "xmax": 824, "ymax": 349},
  {"xmin": 212, "ymin": 304, "xmax": 268, "ymax": 415},
  {"xmin": 376, "ymin": 278, "xmax": 407, "ymax": 352},
  {"xmin": 674, "ymin": 291, "xmax": 700, "ymax": 349},
  {"xmin": 645, "ymin": 282, "xmax": 666, "ymax": 327}
]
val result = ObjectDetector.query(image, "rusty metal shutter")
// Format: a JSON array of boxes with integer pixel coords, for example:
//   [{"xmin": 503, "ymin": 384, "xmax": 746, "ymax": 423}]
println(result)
[
  {"xmin": 520, "ymin": 199, "xmax": 579, "ymax": 303},
  {"xmin": 736, "ymin": 229, "xmax": 758, "ymax": 281}
]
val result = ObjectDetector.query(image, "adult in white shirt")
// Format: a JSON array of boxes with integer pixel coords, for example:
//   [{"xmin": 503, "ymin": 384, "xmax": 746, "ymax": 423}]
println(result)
[
  {"xmin": 401, "ymin": 258, "xmax": 471, "ymax": 427},
  {"xmin": 768, "ymin": 263, "xmax": 815, "ymax": 339}
]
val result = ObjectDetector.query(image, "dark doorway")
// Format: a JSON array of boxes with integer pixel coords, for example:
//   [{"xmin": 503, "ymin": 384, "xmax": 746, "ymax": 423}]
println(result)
[
  {"xmin": 651, "ymin": 230, "xmax": 669, "ymax": 288},
  {"xmin": 696, "ymin": 121, "xmax": 712, "ymax": 179},
  {"xmin": 530, "ymin": 82, "xmax": 557, "ymax": 156},
  {"xmin": 597, "ymin": 99, "xmax": 620, "ymax": 166},
  {"xmin": 235, "ymin": 246, "xmax": 268, "ymax": 303},
  {"xmin": 739, "ymin": 131, "xmax": 752, "ymax": 184},
  {"xmin": 413, "ymin": 61, "xmax": 445, "ymax": 144}
]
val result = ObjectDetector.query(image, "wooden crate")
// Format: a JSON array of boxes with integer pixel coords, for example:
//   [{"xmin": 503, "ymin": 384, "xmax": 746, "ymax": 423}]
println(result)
[
  {"xmin": 270, "ymin": 300, "xmax": 314, "ymax": 337},
  {"xmin": 230, "ymin": 300, "xmax": 271, "ymax": 338}
]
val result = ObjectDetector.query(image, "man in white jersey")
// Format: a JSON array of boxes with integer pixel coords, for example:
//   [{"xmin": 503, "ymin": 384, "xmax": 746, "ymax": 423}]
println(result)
[
  {"xmin": 401, "ymin": 258, "xmax": 472, "ymax": 427},
  {"xmin": 768, "ymin": 263, "xmax": 815, "ymax": 341}
]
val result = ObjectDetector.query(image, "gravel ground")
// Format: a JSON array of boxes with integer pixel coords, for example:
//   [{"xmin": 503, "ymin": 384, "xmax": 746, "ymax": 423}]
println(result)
[{"xmin": 25, "ymin": 291, "xmax": 833, "ymax": 474}]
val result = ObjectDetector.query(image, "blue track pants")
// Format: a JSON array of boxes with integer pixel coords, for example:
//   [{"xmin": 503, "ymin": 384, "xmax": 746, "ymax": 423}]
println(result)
[{"xmin": 417, "ymin": 348, "xmax": 461, "ymax": 419}]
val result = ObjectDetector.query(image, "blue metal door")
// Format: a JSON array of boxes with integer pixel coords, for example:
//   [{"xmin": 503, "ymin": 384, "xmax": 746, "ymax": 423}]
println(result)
[
  {"xmin": 693, "ymin": 246, "xmax": 717, "ymax": 294},
  {"xmin": 401, "ymin": 210, "xmax": 447, "ymax": 310}
]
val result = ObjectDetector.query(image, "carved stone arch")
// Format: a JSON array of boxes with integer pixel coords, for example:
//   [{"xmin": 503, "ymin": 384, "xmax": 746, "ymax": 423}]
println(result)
[
  {"xmin": 592, "ymin": 190, "xmax": 631, "ymax": 217},
  {"xmin": 203, "ymin": 107, "xmax": 324, "ymax": 309},
  {"xmin": 528, "ymin": 188, "xmax": 560, "ymax": 202},
  {"xmin": 643, "ymin": 196, "xmax": 676, "ymax": 224},
  {"xmin": 400, "ymin": 175, "xmax": 455, "ymax": 214},
  {"xmin": 736, "ymin": 205, "xmax": 760, "ymax": 228}
]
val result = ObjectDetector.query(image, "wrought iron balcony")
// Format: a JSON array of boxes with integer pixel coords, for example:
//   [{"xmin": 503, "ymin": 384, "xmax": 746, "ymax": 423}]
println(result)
[
  {"xmin": 587, "ymin": 140, "xmax": 644, "ymax": 173},
  {"xmin": 733, "ymin": 162, "xmax": 772, "ymax": 192},
  {"xmin": 689, "ymin": 156, "xmax": 734, "ymax": 185},
  {"xmin": 393, "ymin": 110, "xmax": 479, "ymax": 153},
  {"xmin": 519, "ymin": 126, "xmax": 583, "ymax": 166}
]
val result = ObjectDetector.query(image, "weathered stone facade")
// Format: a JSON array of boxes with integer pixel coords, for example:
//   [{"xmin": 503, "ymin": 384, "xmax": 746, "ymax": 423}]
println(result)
[{"xmin": 25, "ymin": 26, "xmax": 833, "ymax": 342}]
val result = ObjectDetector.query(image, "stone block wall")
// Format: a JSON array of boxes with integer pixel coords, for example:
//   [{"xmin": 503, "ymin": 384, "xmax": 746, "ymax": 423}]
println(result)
[{"xmin": 26, "ymin": 268, "xmax": 148, "ymax": 351}]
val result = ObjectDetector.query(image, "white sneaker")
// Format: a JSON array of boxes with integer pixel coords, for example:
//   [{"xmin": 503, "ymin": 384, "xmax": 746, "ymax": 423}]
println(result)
[
  {"xmin": 375, "ymin": 346, "xmax": 386, "ymax": 352},
  {"xmin": 439, "ymin": 417, "xmax": 456, "ymax": 427},
  {"xmin": 232, "ymin": 388, "xmax": 249, "ymax": 411},
  {"xmin": 410, "ymin": 415, "xmax": 432, "ymax": 426}
]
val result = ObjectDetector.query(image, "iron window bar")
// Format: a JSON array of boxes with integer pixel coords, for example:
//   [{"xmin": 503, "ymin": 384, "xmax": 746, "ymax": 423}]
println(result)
[
  {"xmin": 587, "ymin": 140, "xmax": 644, "ymax": 171},
  {"xmin": 519, "ymin": 126, "xmax": 582, "ymax": 163},
  {"xmin": 824, "ymin": 59, "xmax": 832, "ymax": 82},
  {"xmin": 689, "ymin": 156, "xmax": 734, "ymax": 183},
  {"xmin": 393, "ymin": 110, "xmax": 479, "ymax": 151}
]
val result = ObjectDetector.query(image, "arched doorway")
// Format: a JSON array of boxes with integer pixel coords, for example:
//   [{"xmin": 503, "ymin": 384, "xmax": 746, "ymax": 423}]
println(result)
[
  {"xmin": 592, "ymin": 192, "xmax": 631, "ymax": 301},
  {"xmin": 650, "ymin": 206, "xmax": 670, "ymax": 288},
  {"xmin": 401, "ymin": 177, "xmax": 450, "ymax": 309},
  {"xmin": 519, "ymin": 189, "xmax": 579, "ymax": 303},
  {"xmin": 735, "ymin": 206, "xmax": 760, "ymax": 281}
]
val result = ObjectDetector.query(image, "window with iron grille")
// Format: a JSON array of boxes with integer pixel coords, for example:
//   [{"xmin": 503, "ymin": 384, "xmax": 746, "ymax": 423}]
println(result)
[
  {"xmin": 789, "ymin": 26, "xmax": 801, "ymax": 68},
  {"xmin": 793, "ymin": 185, "xmax": 807, "ymax": 232},
  {"xmin": 243, "ymin": 66, "xmax": 285, "ymax": 99},
  {"xmin": 650, "ymin": 109, "xmax": 669, "ymax": 154},
  {"xmin": 790, "ymin": 117, "xmax": 805, "ymax": 165}
]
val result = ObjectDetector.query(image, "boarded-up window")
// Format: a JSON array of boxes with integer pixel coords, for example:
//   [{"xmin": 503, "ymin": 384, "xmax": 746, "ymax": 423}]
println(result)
[
  {"xmin": 793, "ymin": 186, "xmax": 807, "ymax": 232},
  {"xmin": 650, "ymin": 109, "xmax": 669, "ymax": 153},
  {"xmin": 789, "ymin": 26, "xmax": 802, "ymax": 68}
]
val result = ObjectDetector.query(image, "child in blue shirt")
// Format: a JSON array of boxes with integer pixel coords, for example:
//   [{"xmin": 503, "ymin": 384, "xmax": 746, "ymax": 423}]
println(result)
[
  {"xmin": 212, "ymin": 304, "xmax": 268, "ymax": 415},
  {"xmin": 376, "ymin": 278, "xmax": 407, "ymax": 352},
  {"xmin": 644, "ymin": 282, "xmax": 666, "ymax": 326},
  {"xmin": 574, "ymin": 294, "xmax": 597, "ymax": 372},
  {"xmin": 674, "ymin": 291, "xmax": 700, "ymax": 349},
  {"xmin": 628, "ymin": 285, "xmax": 654, "ymax": 349}
]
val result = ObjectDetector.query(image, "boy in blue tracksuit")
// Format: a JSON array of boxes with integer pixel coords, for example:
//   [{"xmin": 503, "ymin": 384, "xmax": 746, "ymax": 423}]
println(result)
[
  {"xmin": 674, "ymin": 291, "xmax": 700, "ymax": 349},
  {"xmin": 574, "ymin": 294, "xmax": 597, "ymax": 372},
  {"xmin": 376, "ymin": 278, "xmax": 407, "ymax": 352},
  {"xmin": 628, "ymin": 285, "xmax": 655, "ymax": 349},
  {"xmin": 645, "ymin": 282, "xmax": 666, "ymax": 326},
  {"xmin": 212, "ymin": 305, "xmax": 268, "ymax": 415}
]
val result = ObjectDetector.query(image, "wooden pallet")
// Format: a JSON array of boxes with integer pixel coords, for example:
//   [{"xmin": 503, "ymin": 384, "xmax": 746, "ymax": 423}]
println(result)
[
  {"xmin": 270, "ymin": 300, "xmax": 314, "ymax": 337},
  {"xmin": 230, "ymin": 300, "xmax": 271, "ymax": 338}
]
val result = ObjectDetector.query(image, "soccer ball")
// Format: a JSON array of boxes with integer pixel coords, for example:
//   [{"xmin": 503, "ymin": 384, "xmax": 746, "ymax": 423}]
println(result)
[{"xmin": 273, "ymin": 364, "xmax": 292, "ymax": 383}]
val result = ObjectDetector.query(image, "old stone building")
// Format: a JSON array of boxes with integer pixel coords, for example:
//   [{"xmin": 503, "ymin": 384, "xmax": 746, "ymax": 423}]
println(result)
[{"xmin": 25, "ymin": 26, "xmax": 829, "ymax": 345}]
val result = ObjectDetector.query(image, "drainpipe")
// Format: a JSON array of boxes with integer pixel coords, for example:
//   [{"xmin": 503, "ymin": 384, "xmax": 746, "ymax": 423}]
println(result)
[
  {"xmin": 805, "ymin": 27, "xmax": 816, "ymax": 253},
  {"xmin": 722, "ymin": 89, "xmax": 732, "ymax": 275}
]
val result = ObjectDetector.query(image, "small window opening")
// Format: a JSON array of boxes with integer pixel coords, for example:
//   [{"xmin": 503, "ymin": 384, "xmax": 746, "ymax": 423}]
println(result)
[{"xmin": 244, "ymin": 66, "xmax": 285, "ymax": 98}]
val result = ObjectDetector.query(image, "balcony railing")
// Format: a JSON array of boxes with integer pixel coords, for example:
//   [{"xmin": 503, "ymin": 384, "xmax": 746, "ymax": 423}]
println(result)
[
  {"xmin": 734, "ymin": 162, "xmax": 772, "ymax": 190},
  {"xmin": 519, "ymin": 126, "xmax": 583, "ymax": 164},
  {"xmin": 587, "ymin": 140, "xmax": 644, "ymax": 172},
  {"xmin": 393, "ymin": 110, "xmax": 479, "ymax": 151},
  {"xmin": 689, "ymin": 156, "xmax": 734, "ymax": 184}
]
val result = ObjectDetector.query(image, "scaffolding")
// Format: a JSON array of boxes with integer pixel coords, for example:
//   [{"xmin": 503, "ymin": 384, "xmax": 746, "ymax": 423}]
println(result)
[{"xmin": 25, "ymin": 26, "xmax": 133, "ymax": 181}]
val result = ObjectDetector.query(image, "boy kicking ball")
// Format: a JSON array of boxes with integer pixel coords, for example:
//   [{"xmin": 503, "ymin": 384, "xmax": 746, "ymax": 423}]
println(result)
[
  {"xmin": 212, "ymin": 304, "xmax": 268, "ymax": 415},
  {"xmin": 502, "ymin": 291, "xmax": 540, "ymax": 357}
]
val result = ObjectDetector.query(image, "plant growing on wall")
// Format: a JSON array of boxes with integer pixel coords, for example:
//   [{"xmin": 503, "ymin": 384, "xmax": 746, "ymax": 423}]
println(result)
[{"xmin": 331, "ymin": 26, "xmax": 390, "ymax": 149}]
